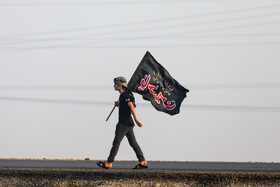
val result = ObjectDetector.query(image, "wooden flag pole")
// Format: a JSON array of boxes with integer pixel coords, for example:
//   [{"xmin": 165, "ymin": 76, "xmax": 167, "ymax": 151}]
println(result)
[{"xmin": 106, "ymin": 105, "xmax": 116, "ymax": 122}]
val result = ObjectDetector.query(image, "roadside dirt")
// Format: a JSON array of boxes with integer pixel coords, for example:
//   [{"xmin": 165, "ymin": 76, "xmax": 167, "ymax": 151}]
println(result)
[{"xmin": 0, "ymin": 168, "xmax": 280, "ymax": 186}]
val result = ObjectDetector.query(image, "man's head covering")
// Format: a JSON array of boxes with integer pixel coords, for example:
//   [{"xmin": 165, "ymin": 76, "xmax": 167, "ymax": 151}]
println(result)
[{"xmin": 114, "ymin": 76, "xmax": 128, "ymax": 88}]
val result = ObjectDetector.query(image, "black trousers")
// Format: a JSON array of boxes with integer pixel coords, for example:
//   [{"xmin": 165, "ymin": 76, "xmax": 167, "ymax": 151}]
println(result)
[{"xmin": 107, "ymin": 124, "xmax": 145, "ymax": 163}]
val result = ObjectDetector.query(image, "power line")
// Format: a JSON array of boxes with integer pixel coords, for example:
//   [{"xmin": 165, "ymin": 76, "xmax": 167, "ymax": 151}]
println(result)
[
  {"xmin": 188, "ymin": 83, "xmax": 280, "ymax": 90},
  {"xmin": 1, "ymin": 4, "xmax": 280, "ymax": 52},
  {"xmin": 0, "ymin": 83, "xmax": 280, "ymax": 91},
  {"xmin": 2, "ymin": 11, "xmax": 280, "ymax": 46},
  {"xmin": 0, "ymin": 85, "xmax": 110, "ymax": 91},
  {"xmin": 2, "ymin": 41, "xmax": 280, "ymax": 53},
  {"xmin": 1, "ymin": 20, "xmax": 280, "ymax": 52},
  {"xmin": 0, "ymin": 0, "xmax": 202, "ymax": 6},
  {"xmin": 0, "ymin": 96, "xmax": 110, "ymax": 105},
  {"xmin": 2, "ymin": 31, "xmax": 280, "ymax": 51},
  {"xmin": 184, "ymin": 104, "xmax": 280, "ymax": 113},
  {"xmin": 0, "ymin": 96, "xmax": 279, "ymax": 113},
  {"xmin": 1, "ymin": 3, "xmax": 280, "ymax": 39},
  {"xmin": 174, "ymin": 32, "xmax": 280, "ymax": 39}
]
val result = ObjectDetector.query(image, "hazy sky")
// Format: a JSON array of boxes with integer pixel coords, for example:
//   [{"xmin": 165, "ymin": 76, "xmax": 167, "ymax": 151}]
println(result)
[{"xmin": 1, "ymin": 0, "xmax": 280, "ymax": 162}]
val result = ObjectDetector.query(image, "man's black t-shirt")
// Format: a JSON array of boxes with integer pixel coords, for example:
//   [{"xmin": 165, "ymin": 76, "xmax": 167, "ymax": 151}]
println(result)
[{"xmin": 118, "ymin": 91, "xmax": 135, "ymax": 126}]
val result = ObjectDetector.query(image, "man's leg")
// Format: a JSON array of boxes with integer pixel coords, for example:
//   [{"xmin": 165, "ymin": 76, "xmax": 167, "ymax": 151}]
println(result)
[
  {"xmin": 107, "ymin": 124, "xmax": 130, "ymax": 163},
  {"xmin": 126, "ymin": 126, "xmax": 145, "ymax": 162}
]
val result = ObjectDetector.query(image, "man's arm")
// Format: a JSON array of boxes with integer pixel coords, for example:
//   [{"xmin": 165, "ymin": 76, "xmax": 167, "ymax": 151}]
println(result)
[{"xmin": 128, "ymin": 102, "xmax": 143, "ymax": 127}]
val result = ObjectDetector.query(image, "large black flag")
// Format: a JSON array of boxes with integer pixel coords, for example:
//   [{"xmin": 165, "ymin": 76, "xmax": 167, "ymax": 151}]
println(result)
[{"xmin": 128, "ymin": 51, "xmax": 189, "ymax": 115}]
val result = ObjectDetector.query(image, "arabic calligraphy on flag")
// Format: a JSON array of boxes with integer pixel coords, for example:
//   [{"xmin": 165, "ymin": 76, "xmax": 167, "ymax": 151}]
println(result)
[{"xmin": 128, "ymin": 51, "xmax": 189, "ymax": 115}]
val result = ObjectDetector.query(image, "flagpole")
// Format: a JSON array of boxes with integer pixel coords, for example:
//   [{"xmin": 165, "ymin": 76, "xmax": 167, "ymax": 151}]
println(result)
[{"xmin": 106, "ymin": 105, "xmax": 116, "ymax": 122}]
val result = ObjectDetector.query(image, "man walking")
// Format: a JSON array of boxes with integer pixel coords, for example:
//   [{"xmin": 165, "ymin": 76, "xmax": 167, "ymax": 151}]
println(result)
[{"xmin": 96, "ymin": 76, "xmax": 148, "ymax": 169}]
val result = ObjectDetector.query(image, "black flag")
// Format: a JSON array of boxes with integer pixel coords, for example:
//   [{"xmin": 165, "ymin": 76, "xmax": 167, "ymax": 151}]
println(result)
[{"xmin": 128, "ymin": 51, "xmax": 189, "ymax": 115}]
